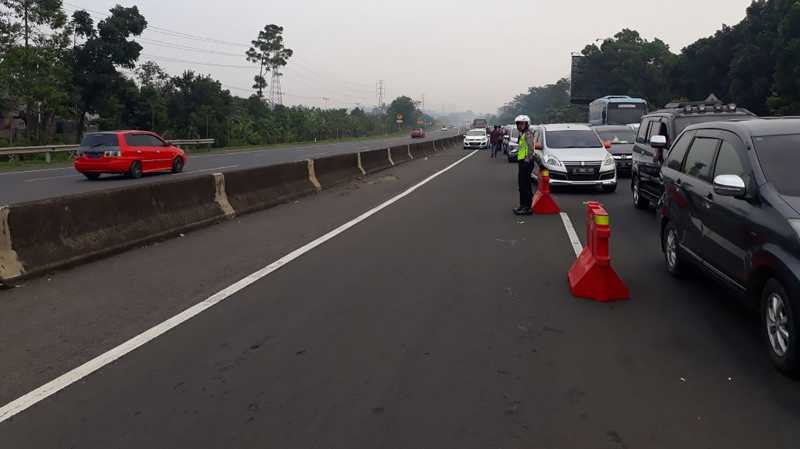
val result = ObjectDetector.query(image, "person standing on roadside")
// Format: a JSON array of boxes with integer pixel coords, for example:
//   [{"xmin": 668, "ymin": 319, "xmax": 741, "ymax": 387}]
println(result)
[{"xmin": 513, "ymin": 115, "xmax": 536, "ymax": 215}]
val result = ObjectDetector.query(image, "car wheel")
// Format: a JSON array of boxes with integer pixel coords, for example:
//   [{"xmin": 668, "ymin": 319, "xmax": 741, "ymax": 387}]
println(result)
[
  {"xmin": 602, "ymin": 184, "xmax": 617, "ymax": 193},
  {"xmin": 84, "ymin": 173, "xmax": 101, "ymax": 181},
  {"xmin": 171, "ymin": 157, "xmax": 184, "ymax": 174},
  {"xmin": 632, "ymin": 176, "xmax": 649, "ymax": 209},
  {"xmin": 128, "ymin": 160, "xmax": 143, "ymax": 179},
  {"xmin": 762, "ymin": 278, "xmax": 800, "ymax": 375},
  {"xmin": 662, "ymin": 221, "xmax": 684, "ymax": 277}
]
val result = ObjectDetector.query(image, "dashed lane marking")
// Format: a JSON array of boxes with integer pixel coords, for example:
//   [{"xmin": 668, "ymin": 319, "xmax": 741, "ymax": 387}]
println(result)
[{"xmin": 0, "ymin": 150, "xmax": 479, "ymax": 424}]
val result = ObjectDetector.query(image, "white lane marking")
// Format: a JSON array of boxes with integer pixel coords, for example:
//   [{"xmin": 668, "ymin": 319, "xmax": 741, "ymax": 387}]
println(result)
[
  {"xmin": 0, "ymin": 150, "xmax": 479, "ymax": 424},
  {"xmin": 24, "ymin": 174, "xmax": 82, "ymax": 183},
  {"xmin": 175, "ymin": 165, "xmax": 239, "ymax": 176},
  {"xmin": 0, "ymin": 167, "xmax": 74, "ymax": 176},
  {"xmin": 560, "ymin": 212, "xmax": 583, "ymax": 258}
]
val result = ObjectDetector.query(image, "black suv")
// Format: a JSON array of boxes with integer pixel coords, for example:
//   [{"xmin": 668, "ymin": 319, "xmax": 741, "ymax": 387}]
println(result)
[
  {"xmin": 659, "ymin": 118, "xmax": 800, "ymax": 375},
  {"xmin": 631, "ymin": 99, "xmax": 755, "ymax": 209}
]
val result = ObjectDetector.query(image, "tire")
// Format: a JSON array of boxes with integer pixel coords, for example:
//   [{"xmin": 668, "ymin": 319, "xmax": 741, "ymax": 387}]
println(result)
[
  {"xmin": 632, "ymin": 176, "xmax": 650, "ymax": 209},
  {"xmin": 602, "ymin": 184, "xmax": 617, "ymax": 193},
  {"xmin": 762, "ymin": 278, "xmax": 800, "ymax": 376},
  {"xmin": 171, "ymin": 157, "xmax": 184, "ymax": 174},
  {"xmin": 128, "ymin": 160, "xmax": 143, "ymax": 179},
  {"xmin": 662, "ymin": 221, "xmax": 685, "ymax": 278},
  {"xmin": 83, "ymin": 173, "xmax": 100, "ymax": 180}
]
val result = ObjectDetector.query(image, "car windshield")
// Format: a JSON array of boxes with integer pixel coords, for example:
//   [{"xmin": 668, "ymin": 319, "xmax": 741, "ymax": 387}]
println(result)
[
  {"xmin": 753, "ymin": 134, "xmax": 800, "ymax": 196},
  {"xmin": 545, "ymin": 130, "xmax": 603, "ymax": 148},
  {"xmin": 597, "ymin": 129, "xmax": 636, "ymax": 144},
  {"xmin": 675, "ymin": 114, "xmax": 752, "ymax": 134},
  {"xmin": 79, "ymin": 134, "xmax": 118, "ymax": 148},
  {"xmin": 467, "ymin": 130, "xmax": 485, "ymax": 136},
  {"xmin": 606, "ymin": 103, "xmax": 647, "ymax": 125}
]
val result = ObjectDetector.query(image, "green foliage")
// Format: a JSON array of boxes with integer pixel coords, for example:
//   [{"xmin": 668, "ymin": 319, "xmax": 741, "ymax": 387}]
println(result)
[
  {"xmin": 498, "ymin": 78, "xmax": 586, "ymax": 124},
  {"xmin": 386, "ymin": 95, "xmax": 421, "ymax": 129},
  {"xmin": 246, "ymin": 24, "xmax": 293, "ymax": 99},
  {"xmin": 502, "ymin": 1, "xmax": 800, "ymax": 120}
]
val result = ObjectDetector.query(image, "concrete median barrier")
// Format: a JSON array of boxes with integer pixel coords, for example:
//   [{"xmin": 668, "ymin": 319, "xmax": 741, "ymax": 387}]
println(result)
[
  {"xmin": 313, "ymin": 153, "xmax": 362, "ymax": 188},
  {"xmin": 390, "ymin": 145, "xmax": 411, "ymax": 165},
  {"xmin": 224, "ymin": 161, "xmax": 317, "ymax": 215},
  {"xmin": 0, "ymin": 175, "xmax": 226, "ymax": 284},
  {"xmin": 360, "ymin": 149, "xmax": 393, "ymax": 174},
  {"xmin": 410, "ymin": 143, "xmax": 428, "ymax": 159}
]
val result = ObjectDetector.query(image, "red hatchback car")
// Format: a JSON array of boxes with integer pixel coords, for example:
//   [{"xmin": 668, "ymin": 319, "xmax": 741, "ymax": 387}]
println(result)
[{"xmin": 74, "ymin": 131, "xmax": 187, "ymax": 180}]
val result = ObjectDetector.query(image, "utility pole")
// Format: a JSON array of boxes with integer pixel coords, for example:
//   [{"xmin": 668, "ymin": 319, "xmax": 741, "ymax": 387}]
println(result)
[
  {"xmin": 321, "ymin": 97, "xmax": 331, "ymax": 109},
  {"xmin": 269, "ymin": 67, "xmax": 284, "ymax": 107},
  {"xmin": 376, "ymin": 80, "xmax": 385, "ymax": 111},
  {"xmin": 421, "ymin": 94, "xmax": 425, "ymax": 110}
]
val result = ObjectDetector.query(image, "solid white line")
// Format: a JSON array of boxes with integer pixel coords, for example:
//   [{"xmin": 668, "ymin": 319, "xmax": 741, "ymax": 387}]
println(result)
[
  {"xmin": 176, "ymin": 165, "xmax": 239, "ymax": 175},
  {"xmin": 560, "ymin": 212, "xmax": 583, "ymax": 258},
  {"xmin": 24, "ymin": 174, "xmax": 82, "ymax": 183},
  {"xmin": 0, "ymin": 150, "xmax": 479, "ymax": 424},
  {"xmin": 0, "ymin": 167, "xmax": 73, "ymax": 176}
]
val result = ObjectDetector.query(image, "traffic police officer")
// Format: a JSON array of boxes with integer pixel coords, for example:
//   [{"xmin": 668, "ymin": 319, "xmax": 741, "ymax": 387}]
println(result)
[{"xmin": 513, "ymin": 115, "xmax": 536, "ymax": 215}]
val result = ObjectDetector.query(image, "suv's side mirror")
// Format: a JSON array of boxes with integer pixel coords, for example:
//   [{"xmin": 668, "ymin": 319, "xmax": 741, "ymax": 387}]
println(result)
[
  {"xmin": 534, "ymin": 142, "xmax": 543, "ymax": 151},
  {"xmin": 713, "ymin": 174, "xmax": 747, "ymax": 197},
  {"xmin": 649, "ymin": 135, "xmax": 667, "ymax": 149}
]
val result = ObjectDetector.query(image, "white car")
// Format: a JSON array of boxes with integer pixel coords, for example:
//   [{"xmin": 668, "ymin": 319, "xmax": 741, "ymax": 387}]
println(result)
[
  {"xmin": 503, "ymin": 125, "xmax": 520, "ymax": 162},
  {"xmin": 463, "ymin": 128, "xmax": 489, "ymax": 150},
  {"xmin": 440, "ymin": 126, "xmax": 448, "ymax": 131},
  {"xmin": 532, "ymin": 123, "xmax": 617, "ymax": 192}
]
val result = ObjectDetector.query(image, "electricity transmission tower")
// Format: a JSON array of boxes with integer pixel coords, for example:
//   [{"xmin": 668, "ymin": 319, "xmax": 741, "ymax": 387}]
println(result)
[
  {"xmin": 269, "ymin": 68, "xmax": 284, "ymax": 106},
  {"xmin": 376, "ymin": 80, "xmax": 385, "ymax": 110}
]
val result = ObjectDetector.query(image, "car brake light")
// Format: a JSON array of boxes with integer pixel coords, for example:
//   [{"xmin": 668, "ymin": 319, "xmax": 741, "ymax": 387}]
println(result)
[{"xmin": 103, "ymin": 150, "xmax": 121, "ymax": 157}]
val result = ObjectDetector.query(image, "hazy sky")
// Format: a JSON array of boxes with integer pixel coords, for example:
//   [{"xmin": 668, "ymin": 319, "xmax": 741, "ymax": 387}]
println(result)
[{"xmin": 70, "ymin": 0, "xmax": 753, "ymax": 113}]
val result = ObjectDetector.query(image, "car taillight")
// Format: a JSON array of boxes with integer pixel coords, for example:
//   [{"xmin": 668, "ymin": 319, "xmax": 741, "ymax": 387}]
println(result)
[{"xmin": 104, "ymin": 150, "xmax": 121, "ymax": 157}]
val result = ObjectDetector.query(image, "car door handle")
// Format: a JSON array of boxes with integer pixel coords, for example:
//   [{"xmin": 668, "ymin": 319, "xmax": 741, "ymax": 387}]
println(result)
[
  {"xmin": 675, "ymin": 178, "xmax": 682, "ymax": 185},
  {"xmin": 706, "ymin": 193, "xmax": 713, "ymax": 200}
]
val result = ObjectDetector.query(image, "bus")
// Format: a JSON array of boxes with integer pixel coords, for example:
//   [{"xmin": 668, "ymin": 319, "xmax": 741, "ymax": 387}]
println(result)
[
  {"xmin": 588, "ymin": 96, "xmax": 648, "ymax": 126},
  {"xmin": 472, "ymin": 118, "xmax": 488, "ymax": 129}
]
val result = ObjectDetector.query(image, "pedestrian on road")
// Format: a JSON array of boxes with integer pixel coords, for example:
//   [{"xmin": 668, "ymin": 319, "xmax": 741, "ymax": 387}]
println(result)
[
  {"xmin": 490, "ymin": 125, "xmax": 503, "ymax": 158},
  {"xmin": 513, "ymin": 115, "xmax": 536, "ymax": 216}
]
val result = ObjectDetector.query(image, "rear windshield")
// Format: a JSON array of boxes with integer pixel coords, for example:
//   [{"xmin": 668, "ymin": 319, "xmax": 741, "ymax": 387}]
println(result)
[
  {"xmin": 675, "ymin": 114, "xmax": 752, "ymax": 134},
  {"xmin": 596, "ymin": 129, "xmax": 636, "ymax": 144},
  {"xmin": 753, "ymin": 134, "xmax": 800, "ymax": 196},
  {"xmin": 467, "ymin": 130, "xmax": 486, "ymax": 136},
  {"xmin": 545, "ymin": 130, "xmax": 603, "ymax": 149},
  {"xmin": 79, "ymin": 134, "xmax": 119, "ymax": 148},
  {"xmin": 606, "ymin": 103, "xmax": 647, "ymax": 125}
]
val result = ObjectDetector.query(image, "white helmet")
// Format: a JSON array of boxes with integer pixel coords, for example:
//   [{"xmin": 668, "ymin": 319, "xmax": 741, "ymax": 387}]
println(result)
[{"xmin": 514, "ymin": 115, "xmax": 531, "ymax": 124}]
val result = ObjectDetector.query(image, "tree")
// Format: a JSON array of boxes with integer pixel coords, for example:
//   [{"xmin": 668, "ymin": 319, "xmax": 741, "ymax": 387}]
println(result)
[
  {"xmin": 498, "ymin": 78, "xmax": 586, "ymax": 125},
  {"xmin": 386, "ymin": 96, "xmax": 417, "ymax": 129},
  {"xmin": 70, "ymin": 5, "xmax": 146, "ymax": 139},
  {"xmin": 245, "ymin": 24, "xmax": 293, "ymax": 99},
  {"xmin": 135, "ymin": 60, "xmax": 169, "ymax": 130},
  {"xmin": 1, "ymin": 0, "xmax": 65, "ymax": 48}
]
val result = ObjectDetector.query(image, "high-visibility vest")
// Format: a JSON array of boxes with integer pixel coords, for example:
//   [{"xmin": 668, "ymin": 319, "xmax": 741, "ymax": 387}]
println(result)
[{"xmin": 518, "ymin": 133, "xmax": 529, "ymax": 161}]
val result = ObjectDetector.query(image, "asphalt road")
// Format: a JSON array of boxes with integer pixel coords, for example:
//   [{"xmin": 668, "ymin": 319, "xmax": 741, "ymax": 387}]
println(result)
[
  {"xmin": 0, "ymin": 130, "xmax": 458, "ymax": 205},
  {"xmin": 1, "ymin": 147, "xmax": 799, "ymax": 448}
]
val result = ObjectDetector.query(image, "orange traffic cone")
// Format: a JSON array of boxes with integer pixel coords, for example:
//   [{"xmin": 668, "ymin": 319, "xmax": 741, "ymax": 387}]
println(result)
[{"xmin": 532, "ymin": 169, "xmax": 560, "ymax": 214}]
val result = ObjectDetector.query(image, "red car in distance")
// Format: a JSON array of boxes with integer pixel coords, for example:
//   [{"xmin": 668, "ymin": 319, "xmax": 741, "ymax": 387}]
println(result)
[
  {"xmin": 74, "ymin": 131, "xmax": 187, "ymax": 180},
  {"xmin": 411, "ymin": 128, "xmax": 426, "ymax": 138}
]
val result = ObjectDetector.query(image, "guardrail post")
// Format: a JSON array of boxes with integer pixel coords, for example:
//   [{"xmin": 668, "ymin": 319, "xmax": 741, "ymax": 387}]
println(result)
[{"xmin": 45, "ymin": 150, "xmax": 52, "ymax": 164}]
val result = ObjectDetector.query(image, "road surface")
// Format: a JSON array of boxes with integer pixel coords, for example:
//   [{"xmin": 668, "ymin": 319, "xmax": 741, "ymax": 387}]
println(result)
[
  {"xmin": 1, "ymin": 147, "xmax": 798, "ymax": 448},
  {"xmin": 0, "ymin": 130, "xmax": 458, "ymax": 205}
]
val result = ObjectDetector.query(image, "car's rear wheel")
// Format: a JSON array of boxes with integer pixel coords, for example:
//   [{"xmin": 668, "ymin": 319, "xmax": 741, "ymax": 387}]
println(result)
[
  {"xmin": 762, "ymin": 278, "xmax": 800, "ymax": 376},
  {"xmin": 128, "ymin": 160, "xmax": 143, "ymax": 179},
  {"xmin": 84, "ymin": 173, "xmax": 101, "ymax": 180},
  {"xmin": 632, "ymin": 176, "xmax": 649, "ymax": 209},
  {"xmin": 171, "ymin": 157, "xmax": 184, "ymax": 174},
  {"xmin": 663, "ymin": 221, "xmax": 685, "ymax": 277}
]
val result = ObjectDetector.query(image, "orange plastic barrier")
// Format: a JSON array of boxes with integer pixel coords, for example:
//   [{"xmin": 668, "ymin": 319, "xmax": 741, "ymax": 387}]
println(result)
[
  {"xmin": 568, "ymin": 201, "xmax": 629, "ymax": 302},
  {"xmin": 532, "ymin": 169, "xmax": 560, "ymax": 214}
]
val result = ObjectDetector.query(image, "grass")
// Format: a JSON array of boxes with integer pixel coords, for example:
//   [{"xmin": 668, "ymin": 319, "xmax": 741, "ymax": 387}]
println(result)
[{"xmin": 0, "ymin": 132, "xmax": 410, "ymax": 173}]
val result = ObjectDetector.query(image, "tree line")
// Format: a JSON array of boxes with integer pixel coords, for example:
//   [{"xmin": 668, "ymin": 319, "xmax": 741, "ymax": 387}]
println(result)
[
  {"xmin": 499, "ymin": 0, "xmax": 800, "ymax": 122},
  {"xmin": 0, "ymin": 1, "xmax": 431, "ymax": 148}
]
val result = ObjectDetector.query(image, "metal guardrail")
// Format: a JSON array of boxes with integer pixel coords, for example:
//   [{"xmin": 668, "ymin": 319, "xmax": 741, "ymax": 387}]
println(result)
[{"xmin": 0, "ymin": 138, "xmax": 216, "ymax": 163}]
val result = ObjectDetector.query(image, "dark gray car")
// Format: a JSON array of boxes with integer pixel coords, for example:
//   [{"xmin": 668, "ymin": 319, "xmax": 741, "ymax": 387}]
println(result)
[{"xmin": 593, "ymin": 125, "xmax": 637, "ymax": 176}]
